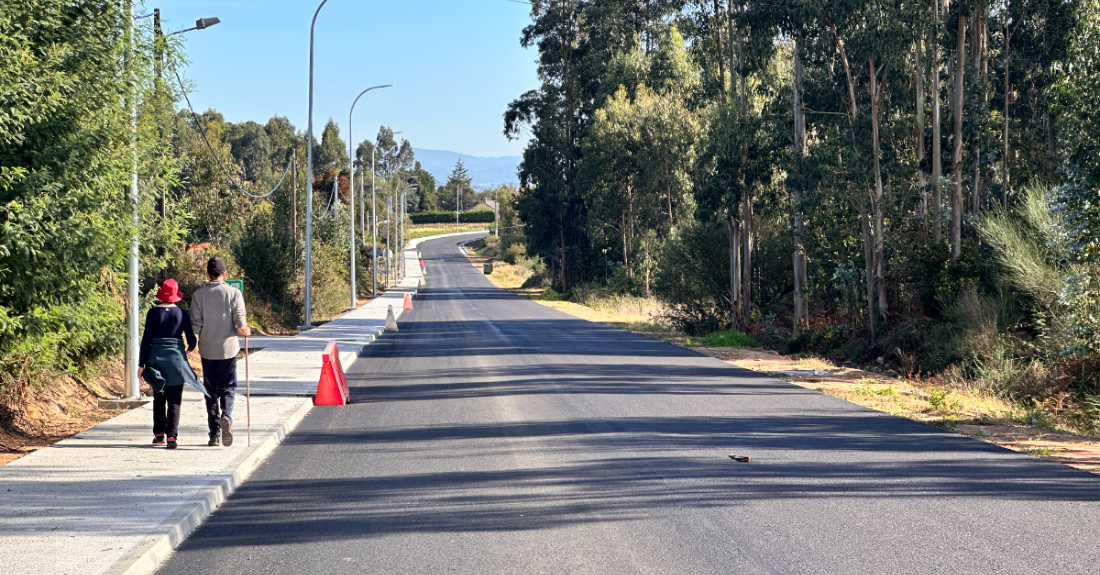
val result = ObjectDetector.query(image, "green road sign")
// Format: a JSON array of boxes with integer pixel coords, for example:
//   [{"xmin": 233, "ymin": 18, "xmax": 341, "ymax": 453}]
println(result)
[{"xmin": 226, "ymin": 279, "xmax": 243, "ymax": 292}]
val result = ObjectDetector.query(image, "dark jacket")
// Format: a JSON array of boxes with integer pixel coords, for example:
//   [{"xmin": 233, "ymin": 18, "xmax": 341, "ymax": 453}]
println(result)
[
  {"xmin": 142, "ymin": 338, "xmax": 208, "ymax": 396},
  {"xmin": 139, "ymin": 305, "xmax": 197, "ymax": 367}
]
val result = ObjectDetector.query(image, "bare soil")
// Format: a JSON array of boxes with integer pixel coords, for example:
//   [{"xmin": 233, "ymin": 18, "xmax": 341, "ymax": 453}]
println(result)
[
  {"xmin": 0, "ymin": 363, "xmax": 131, "ymax": 467},
  {"xmin": 0, "ymin": 347, "xmax": 219, "ymax": 468}
]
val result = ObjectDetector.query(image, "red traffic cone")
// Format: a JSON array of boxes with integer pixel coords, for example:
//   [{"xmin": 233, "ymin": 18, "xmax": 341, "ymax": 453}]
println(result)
[
  {"xmin": 313, "ymin": 342, "xmax": 349, "ymax": 406},
  {"xmin": 403, "ymin": 292, "xmax": 414, "ymax": 311}
]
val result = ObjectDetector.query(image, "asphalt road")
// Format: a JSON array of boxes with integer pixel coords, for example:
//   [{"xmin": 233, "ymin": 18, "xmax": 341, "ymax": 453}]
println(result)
[{"xmin": 157, "ymin": 233, "xmax": 1100, "ymax": 574}]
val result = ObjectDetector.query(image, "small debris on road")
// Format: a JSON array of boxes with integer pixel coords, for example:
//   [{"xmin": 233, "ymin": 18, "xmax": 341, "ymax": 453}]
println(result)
[{"xmin": 729, "ymin": 454, "xmax": 750, "ymax": 462}]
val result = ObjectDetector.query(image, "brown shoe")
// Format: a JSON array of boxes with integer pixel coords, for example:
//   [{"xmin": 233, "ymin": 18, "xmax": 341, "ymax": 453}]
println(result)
[
  {"xmin": 208, "ymin": 435, "xmax": 220, "ymax": 447},
  {"xmin": 219, "ymin": 416, "xmax": 233, "ymax": 447}
]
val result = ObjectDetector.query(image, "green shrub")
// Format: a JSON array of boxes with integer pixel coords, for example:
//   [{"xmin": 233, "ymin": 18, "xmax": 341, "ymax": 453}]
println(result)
[
  {"xmin": 310, "ymin": 243, "xmax": 349, "ymax": 321},
  {"xmin": 701, "ymin": 329, "xmax": 758, "ymax": 348},
  {"xmin": 654, "ymin": 220, "xmax": 731, "ymax": 335},
  {"xmin": 235, "ymin": 204, "xmax": 295, "ymax": 307},
  {"xmin": 410, "ymin": 211, "xmax": 495, "ymax": 224},
  {"xmin": 537, "ymin": 287, "xmax": 565, "ymax": 301},
  {"xmin": 504, "ymin": 243, "xmax": 527, "ymax": 264}
]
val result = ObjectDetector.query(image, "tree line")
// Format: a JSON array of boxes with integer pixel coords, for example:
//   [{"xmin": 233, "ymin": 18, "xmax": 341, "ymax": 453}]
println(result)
[
  {"xmin": 506, "ymin": 0, "xmax": 1100, "ymax": 395},
  {"xmin": 0, "ymin": 1, "xmax": 500, "ymax": 394}
]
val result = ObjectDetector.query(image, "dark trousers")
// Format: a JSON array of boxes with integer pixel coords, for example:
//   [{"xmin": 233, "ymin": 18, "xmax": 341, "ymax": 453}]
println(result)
[
  {"xmin": 152, "ymin": 384, "xmax": 183, "ymax": 438},
  {"xmin": 201, "ymin": 357, "xmax": 237, "ymax": 436}
]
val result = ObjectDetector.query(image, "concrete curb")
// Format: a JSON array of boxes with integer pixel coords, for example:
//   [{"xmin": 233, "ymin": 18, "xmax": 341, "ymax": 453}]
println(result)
[
  {"xmin": 102, "ymin": 230, "xmax": 475, "ymax": 575},
  {"xmin": 107, "ymin": 397, "xmax": 312, "ymax": 575}
]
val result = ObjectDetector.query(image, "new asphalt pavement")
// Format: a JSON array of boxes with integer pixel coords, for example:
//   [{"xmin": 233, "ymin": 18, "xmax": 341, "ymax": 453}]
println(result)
[{"xmin": 155, "ymin": 233, "xmax": 1100, "ymax": 574}]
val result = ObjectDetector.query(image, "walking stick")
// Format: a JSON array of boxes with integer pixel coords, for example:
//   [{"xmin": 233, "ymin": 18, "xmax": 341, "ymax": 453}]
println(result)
[{"xmin": 245, "ymin": 335, "xmax": 251, "ymax": 447}]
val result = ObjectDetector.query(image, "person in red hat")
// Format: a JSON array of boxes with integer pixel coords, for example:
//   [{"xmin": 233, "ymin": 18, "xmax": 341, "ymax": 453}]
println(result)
[{"xmin": 138, "ymin": 279, "xmax": 200, "ymax": 449}]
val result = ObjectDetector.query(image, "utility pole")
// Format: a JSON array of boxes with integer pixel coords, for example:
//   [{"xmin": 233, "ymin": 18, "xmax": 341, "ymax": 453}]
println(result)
[{"xmin": 291, "ymin": 153, "xmax": 297, "ymax": 276}]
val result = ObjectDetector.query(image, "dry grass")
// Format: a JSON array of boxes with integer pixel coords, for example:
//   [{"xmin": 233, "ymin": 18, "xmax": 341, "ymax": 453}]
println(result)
[
  {"xmin": 691, "ymin": 347, "xmax": 1099, "ymax": 474},
  {"xmin": 465, "ymin": 249, "xmax": 1100, "ymax": 475},
  {"xmin": 484, "ymin": 261, "xmax": 536, "ymax": 292},
  {"xmin": 409, "ymin": 224, "xmax": 489, "ymax": 240},
  {"xmin": 535, "ymin": 300, "xmax": 669, "ymax": 333}
]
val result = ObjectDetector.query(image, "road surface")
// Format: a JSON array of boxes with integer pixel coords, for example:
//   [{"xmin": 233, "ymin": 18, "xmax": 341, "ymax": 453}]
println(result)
[{"xmin": 157, "ymin": 232, "xmax": 1100, "ymax": 574}]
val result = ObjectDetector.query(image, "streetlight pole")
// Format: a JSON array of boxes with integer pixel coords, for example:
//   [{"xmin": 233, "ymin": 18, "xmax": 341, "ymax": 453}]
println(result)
[
  {"xmin": 125, "ymin": 1, "xmax": 140, "ymax": 400},
  {"xmin": 385, "ymin": 193, "xmax": 392, "ymax": 287},
  {"xmin": 393, "ymin": 180, "xmax": 416, "ymax": 281},
  {"xmin": 371, "ymin": 147, "xmax": 377, "ymax": 297},
  {"xmin": 302, "ymin": 0, "xmax": 329, "ymax": 329},
  {"xmin": 124, "ymin": 6, "xmax": 219, "ymax": 400},
  {"xmin": 347, "ymin": 85, "xmax": 391, "ymax": 310}
]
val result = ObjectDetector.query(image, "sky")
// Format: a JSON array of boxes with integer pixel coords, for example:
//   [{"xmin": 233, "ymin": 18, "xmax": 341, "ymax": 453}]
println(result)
[{"xmin": 152, "ymin": 0, "xmax": 538, "ymax": 158}]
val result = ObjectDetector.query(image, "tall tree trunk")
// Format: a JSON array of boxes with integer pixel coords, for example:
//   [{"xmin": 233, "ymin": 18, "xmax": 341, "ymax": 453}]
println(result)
[
  {"xmin": 738, "ymin": 33, "xmax": 751, "ymax": 326},
  {"xmin": 622, "ymin": 213, "xmax": 629, "ymax": 274},
  {"xmin": 727, "ymin": 0, "xmax": 741, "ymax": 329},
  {"xmin": 860, "ymin": 195, "xmax": 876, "ymax": 341},
  {"xmin": 728, "ymin": 2, "xmax": 736, "ymax": 98},
  {"xmin": 729, "ymin": 214, "xmax": 740, "ymax": 330},
  {"xmin": 1003, "ymin": 23, "xmax": 1011, "ymax": 207},
  {"xmin": 951, "ymin": 13, "xmax": 966, "ymax": 263},
  {"xmin": 971, "ymin": 5, "xmax": 984, "ymax": 216},
  {"xmin": 870, "ymin": 58, "xmax": 888, "ymax": 321},
  {"xmin": 792, "ymin": 41, "xmax": 808, "ymax": 334},
  {"xmin": 916, "ymin": 37, "xmax": 928, "ymax": 240},
  {"xmin": 932, "ymin": 0, "xmax": 943, "ymax": 244},
  {"xmin": 742, "ymin": 194, "xmax": 752, "ymax": 325},
  {"xmin": 714, "ymin": 0, "xmax": 726, "ymax": 102}
]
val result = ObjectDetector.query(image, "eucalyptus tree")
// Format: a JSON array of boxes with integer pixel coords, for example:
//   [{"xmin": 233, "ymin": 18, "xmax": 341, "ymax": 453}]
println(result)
[{"xmin": 313, "ymin": 119, "xmax": 349, "ymax": 178}]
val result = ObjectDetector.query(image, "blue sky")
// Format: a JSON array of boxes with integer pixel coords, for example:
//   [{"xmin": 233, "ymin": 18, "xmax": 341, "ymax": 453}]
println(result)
[{"xmin": 152, "ymin": 0, "xmax": 537, "ymax": 157}]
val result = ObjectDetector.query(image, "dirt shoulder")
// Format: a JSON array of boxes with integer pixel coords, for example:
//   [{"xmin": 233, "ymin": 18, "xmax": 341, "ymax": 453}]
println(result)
[
  {"xmin": 0, "ymin": 363, "xmax": 133, "ymax": 467},
  {"xmin": 462, "ymin": 251, "xmax": 1100, "ymax": 476},
  {"xmin": 1, "ymin": 348, "xmax": 216, "ymax": 468}
]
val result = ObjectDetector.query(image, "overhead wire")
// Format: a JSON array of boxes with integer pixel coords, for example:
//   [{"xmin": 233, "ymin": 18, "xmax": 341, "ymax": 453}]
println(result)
[
  {"xmin": 175, "ymin": 71, "xmax": 295, "ymax": 200},
  {"xmin": 313, "ymin": 176, "xmax": 339, "ymax": 220}
]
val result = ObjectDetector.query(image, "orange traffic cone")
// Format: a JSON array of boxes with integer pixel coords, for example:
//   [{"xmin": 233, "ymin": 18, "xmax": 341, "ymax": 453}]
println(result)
[{"xmin": 403, "ymin": 292, "xmax": 414, "ymax": 310}]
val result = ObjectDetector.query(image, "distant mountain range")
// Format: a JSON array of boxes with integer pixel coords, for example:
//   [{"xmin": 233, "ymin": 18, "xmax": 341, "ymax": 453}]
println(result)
[{"xmin": 413, "ymin": 148, "xmax": 520, "ymax": 189}]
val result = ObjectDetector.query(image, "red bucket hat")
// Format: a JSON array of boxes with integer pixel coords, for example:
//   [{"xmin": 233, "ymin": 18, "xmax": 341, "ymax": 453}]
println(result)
[{"xmin": 156, "ymin": 279, "xmax": 183, "ymax": 304}]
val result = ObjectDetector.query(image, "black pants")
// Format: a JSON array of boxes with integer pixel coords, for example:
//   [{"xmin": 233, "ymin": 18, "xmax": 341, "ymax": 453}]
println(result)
[
  {"xmin": 152, "ymin": 384, "xmax": 183, "ymax": 438},
  {"xmin": 201, "ymin": 357, "xmax": 236, "ymax": 436}
]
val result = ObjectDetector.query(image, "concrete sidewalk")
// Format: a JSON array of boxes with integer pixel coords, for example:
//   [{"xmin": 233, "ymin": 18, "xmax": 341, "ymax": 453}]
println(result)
[{"xmin": 0, "ymin": 232, "xmax": 482, "ymax": 575}]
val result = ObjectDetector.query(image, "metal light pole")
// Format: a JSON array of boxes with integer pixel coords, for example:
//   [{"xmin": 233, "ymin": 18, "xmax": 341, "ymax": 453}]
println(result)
[
  {"xmin": 385, "ymin": 193, "xmax": 392, "ymax": 287},
  {"xmin": 302, "ymin": 0, "xmax": 329, "ymax": 329},
  {"xmin": 400, "ymin": 184, "xmax": 417, "ymax": 280},
  {"xmin": 347, "ymin": 85, "xmax": 391, "ymax": 310},
  {"xmin": 125, "ymin": 2, "xmax": 140, "ymax": 400},
  {"xmin": 125, "ymin": 6, "xmax": 219, "ymax": 400},
  {"xmin": 394, "ymin": 180, "xmax": 417, "ymax": 281},
  {"xmin": 371, "ymin": 146, "xmax": 377, "ymax": 297}
]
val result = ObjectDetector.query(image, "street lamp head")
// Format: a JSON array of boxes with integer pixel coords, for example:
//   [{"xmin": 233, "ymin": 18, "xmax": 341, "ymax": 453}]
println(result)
[{"xmin": 195, "ymin": 17, "xmax": 221, "ymax": 29}]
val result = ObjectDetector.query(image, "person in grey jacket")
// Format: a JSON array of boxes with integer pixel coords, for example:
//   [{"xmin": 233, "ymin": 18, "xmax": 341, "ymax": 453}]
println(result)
[{"xmin": 191, "ymin": 257, "xmax": 250, "ymax": 446}]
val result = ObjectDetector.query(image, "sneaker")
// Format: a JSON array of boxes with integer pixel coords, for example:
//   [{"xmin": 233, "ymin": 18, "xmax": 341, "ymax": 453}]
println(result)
[
  {"xmin": 208, "ymin": 435, "xmax": 220, "ymax": 447},
  {"xmin": 166, "ymin": 437, "xmax": 177, "ymax": 449},
  {"xmin": 219, "ymin": 416, "xmax": 233, "ymax": 447},
  {"xmin": 152, "ymin": 434, "xmax": 166, "ymax": 445}
]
